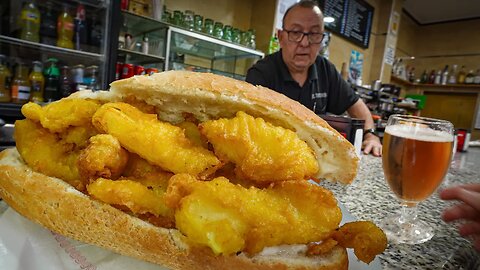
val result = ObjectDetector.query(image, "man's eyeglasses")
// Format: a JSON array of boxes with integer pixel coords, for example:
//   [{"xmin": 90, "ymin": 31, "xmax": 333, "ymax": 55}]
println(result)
[{"xmin": 283, "ymin": 29, "xmax": 325, "ymax": 44}]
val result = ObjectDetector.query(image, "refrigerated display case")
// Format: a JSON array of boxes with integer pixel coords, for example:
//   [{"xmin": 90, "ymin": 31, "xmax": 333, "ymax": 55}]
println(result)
[
  {"xmin": 0, "ymin": 0, "xmax": 117, "ymax": 122},
  {"xmin": 117, "ymin": 10, "xmax": 264, "ymax": 80}
]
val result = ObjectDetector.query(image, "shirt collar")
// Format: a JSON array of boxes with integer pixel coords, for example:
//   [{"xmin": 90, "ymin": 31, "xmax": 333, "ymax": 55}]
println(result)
[{"xmin": 276, "ymin": 50, "xmax": 319, "ymax": 83}]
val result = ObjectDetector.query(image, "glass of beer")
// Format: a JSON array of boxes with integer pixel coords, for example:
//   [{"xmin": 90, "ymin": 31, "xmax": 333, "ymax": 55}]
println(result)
[{"xmin": 380, "ymin": 114, "xmax": 454, "ymax": 244}]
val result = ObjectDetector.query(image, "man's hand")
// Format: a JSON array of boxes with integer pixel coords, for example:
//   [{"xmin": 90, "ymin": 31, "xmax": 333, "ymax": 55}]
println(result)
[
  {"xmin": 362, "ymin": 133, "xmax": 382, "ymax": 157},
  {"xmin": 440, "ymin": 184, "xmax": 480, "ymax": 252}
]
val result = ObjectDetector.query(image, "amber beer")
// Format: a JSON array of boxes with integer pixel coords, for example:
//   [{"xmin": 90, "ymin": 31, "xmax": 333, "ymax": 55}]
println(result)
[{"xmin": 382, "ymin": 124, "xmax": 453, "ymax": 203}]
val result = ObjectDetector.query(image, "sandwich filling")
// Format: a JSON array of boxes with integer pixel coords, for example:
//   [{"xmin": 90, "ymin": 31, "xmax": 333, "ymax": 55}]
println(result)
[{"xmin": 14, "ymin": 97, "xmax": 386, "ymax": 263}]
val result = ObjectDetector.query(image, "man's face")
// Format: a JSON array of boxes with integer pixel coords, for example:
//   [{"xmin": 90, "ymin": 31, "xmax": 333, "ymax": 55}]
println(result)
[{"xmin": 279, "ymin": 6, "xmax": 324, "ymax": 73}]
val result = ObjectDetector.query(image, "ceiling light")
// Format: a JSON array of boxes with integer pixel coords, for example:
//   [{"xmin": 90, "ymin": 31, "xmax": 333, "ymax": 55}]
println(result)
[{"xmin": 324, "ymin": 17, "xmax": 335, "ymax": 23}]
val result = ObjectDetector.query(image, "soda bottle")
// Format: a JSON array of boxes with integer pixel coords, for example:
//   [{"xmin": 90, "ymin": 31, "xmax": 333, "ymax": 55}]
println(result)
[
  {"xmin": 0, "ymin": 55, "xmax": 12, "ymax": 102},
  {"xmin": 85, "ymin": 65, "xmax": 99, "ymax": 91},
  {"xmin": 74, "ymin": 4, "xmax": 87, "ymax": 50},
  {"xmin": 57, "ymin": 5, "xmax": 74, "ymax": 49},
  {"xmin": 39, "ymin": 1, "xmax": 57, "ymax": 45},
  {"xmin": 11, "ymin": 62, "xmax": 31, "ymax": 103},
  {"xmin": 44, "ymin": 58, "xmax": 60, "ymax": 102},
  {"xmin": 19, "ymin": 0, "xmax": 40, "ymax": 42},
  {"xmin": 29, "ymin": 61, "xmax": 45, "ymax": 103},
  {"xmin": 59, "ymin": 65, "xmax": 73, "ymax": 97},
  {"xmin": 89, "ymin": 14, "xmax": 103, "ymax": 47}
]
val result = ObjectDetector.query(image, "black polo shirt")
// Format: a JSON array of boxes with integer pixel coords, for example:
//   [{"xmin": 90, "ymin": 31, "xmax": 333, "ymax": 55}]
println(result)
[{"xmin": 246, "ymin": 51, "xmax": 359, "ymax": 115}]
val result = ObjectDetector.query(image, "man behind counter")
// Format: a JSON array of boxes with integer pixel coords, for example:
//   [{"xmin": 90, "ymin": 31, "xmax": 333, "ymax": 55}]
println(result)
[{"xmin": 246, "ymin": 0, "xmax": 382, "ymax": 156}]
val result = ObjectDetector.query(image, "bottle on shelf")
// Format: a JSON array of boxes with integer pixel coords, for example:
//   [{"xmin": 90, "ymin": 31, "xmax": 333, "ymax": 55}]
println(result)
[
  {"xmin": 84, "ymin": 65, "xmax": 99, "ymax": 91},
  {"xmin": 57, "ymin": 4, "xmax": 74, "ymax": 49},
  {"xmin": 29, "ymin": 61, "xmax": 45, "ymax": 103},
  {"xmin": 448, "ymin": 64, "xmax": 457, "ymax": 84},
  {"xmin": 74, "ymin": 4, "xmax": 87, "ymax": 51},
  {"xmin": 59, "ymin": 65, "xmax": 73, "ymax": 98},
  {"xmin": 268, "ymin": 34, "xmax": 279, "ymax": 54},
  {"xmin": 420, "ymin": 70, "xmax": 428, "ymax": 84},
  {"xmin": 408, "ymin": 67, "xmax": 415, "ymax": 83},
  {"xmin": 39, "ymin": 1, "xmax": 56, "ymax": 45},
  {"xmin": 428, "ymin": 69, "xmax": 436, "ymax": 84},
  {"xmin": 465, "ymin": 70, "xmax": 475, "ymax": 84},
  {"xmin": 434, "ymin": 69, "xmax": 442, "ymax": 84},
  {"xmin": 457, "ymin": 65, "xmax": 466, "ymax": 84},
  {"xmin": 474, "ymin": 69, "xmax": 480, "ymax": 84},
  {"xmin": 0, "ymin": 55, "xmax": 12, "ymax": 102},
  {"xmin": 43, "ymin": 58, "xmax": 60, "ymax": 102},
  {"xmin": 19, "ymin": 0, "xmax": 41, "ymax": 43},
  {"xmin": 440, "ymin": 65, "xmax": 449, "ymax": 85},
  {"xmin": 11, "ymin": 62, "xmax": 31, "ymax": 103}
]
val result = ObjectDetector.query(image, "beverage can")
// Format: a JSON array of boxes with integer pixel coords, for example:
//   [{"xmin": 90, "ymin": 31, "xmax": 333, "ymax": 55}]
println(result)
[
  {"xmin": 115, "ymin": 62, "xmax": 123, "ymax": 80},
  {"xmin": 122, "ymin": 63, "xmax": 134, "ymax": 79},
  {"xmin": 121, "ymin": 0, "xmax": 129, "ymax": 10},
  {"xmin": 134, "ymin": 65, "xmax": 145, "ymax": 75},
  {"xmin": 146, "ymin": 68, "xmax": 158, "ymax": 75}
]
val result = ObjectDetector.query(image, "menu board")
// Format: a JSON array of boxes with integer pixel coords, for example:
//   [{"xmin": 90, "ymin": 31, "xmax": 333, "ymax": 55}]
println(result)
[{"xmin": 318, "ymin": 0, "xmax": 374, "ymax": 48}]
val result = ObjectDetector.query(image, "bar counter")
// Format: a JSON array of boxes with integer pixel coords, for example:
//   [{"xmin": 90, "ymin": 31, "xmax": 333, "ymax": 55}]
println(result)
[{"xmin": 321, "ymin": 147, "xmax": 480, "ymax": 269}]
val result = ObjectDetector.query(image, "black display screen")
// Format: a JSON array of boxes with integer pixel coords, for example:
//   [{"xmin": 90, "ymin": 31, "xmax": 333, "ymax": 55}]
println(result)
[{"xmin": 318, "ymin": 0, "xmax": 374, "ymax": 48}]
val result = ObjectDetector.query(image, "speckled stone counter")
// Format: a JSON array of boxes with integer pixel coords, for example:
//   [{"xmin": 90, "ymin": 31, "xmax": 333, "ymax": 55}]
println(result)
[{"xmin": 321, "ymin": 147, "xmax": 480, "ymax": 270}]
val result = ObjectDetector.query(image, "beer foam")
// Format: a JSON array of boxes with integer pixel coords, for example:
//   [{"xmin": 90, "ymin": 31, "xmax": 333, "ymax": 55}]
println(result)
[{"xmin": 385, "ymin": 124, "xmax": 453, "ymax": 142}]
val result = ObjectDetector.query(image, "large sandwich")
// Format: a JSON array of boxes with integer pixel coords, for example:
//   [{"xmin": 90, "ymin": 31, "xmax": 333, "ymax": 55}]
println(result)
[{"xmin": 0, "ymin": 71, "xmax": 386, "ymax": 269}]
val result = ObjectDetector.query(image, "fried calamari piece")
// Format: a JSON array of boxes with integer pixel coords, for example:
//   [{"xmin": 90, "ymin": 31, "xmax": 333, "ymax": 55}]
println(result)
[
  {"xmin": 15, "ymin": 119, "xmax": 83, "ymax": 190},
  {"xmin": 77, "ymin": 134, "xmax": 129, "ymax": 184},
  {"xmin": 21, "ymin": 99, "xmax": 101, "ymax": 133},
  {"xmin": 87, "ymin": 178, "xmax": 174, "ymax": 220},
  {"xmin": 165, "ymin": 174, "xmax": 341, "ymax": 255},
  {"xmin": 59, "ymin": 125, "xmax": 98, "ymax": 149},
  {"xmin": 332, "ymin": 221, "xmax": 388, "ymax": 264},
  {"xmin": 176, "ymin": 121, "xmax": 208, "ymax": 148},
  {"xmin": 307, "ymin": 238, "xmax": 339, "ymax": 256},
  {"xmin": 92, "ymin": 102, "xmax": 221, "ymax": 177},
  {"xmin": 199, "ymin": 111, "xmax": 318, "ymax": 182}
]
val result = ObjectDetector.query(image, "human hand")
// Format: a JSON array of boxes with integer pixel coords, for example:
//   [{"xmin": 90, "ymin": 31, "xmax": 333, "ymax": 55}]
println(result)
[
  {"xmin": 440, "ymin": 184, "xmax": 480, "ymax": 252},
  {"xmin": 362, "ymin": 133, "xmax": 382, "ymax": 157}
]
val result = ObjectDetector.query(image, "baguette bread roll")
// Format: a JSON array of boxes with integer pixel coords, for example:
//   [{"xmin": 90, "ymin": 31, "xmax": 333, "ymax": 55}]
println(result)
[
  {"xmin": 0, "ymin": 70, "xmax": 360, "ymax": 269},
  {"xmin": 0, "ymin": 148, "xmax": 348, "ymax": 270},
  {"xmin": 71, "ymin": 70, "xmax": 359, "ymax": 184}
]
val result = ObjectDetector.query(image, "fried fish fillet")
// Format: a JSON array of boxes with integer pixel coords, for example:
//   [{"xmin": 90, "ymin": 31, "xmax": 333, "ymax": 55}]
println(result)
[
  {"xmin": 14, "ymin": 119, "xmax": 83, "ymax": 189},
  {"xmin": 92, "ymin": 102, "xmax": 221, "ymax": 177},
  {"xmin": 199, "ymin": 111, "xmax": 319, "ymax": 182},
  {"xmin": 21, "ymin": 99, "xmax": 101, "ymax": 133},
  {"xmin": 165, "ymin": 174, "xmax": 341, "ymax": 255}
]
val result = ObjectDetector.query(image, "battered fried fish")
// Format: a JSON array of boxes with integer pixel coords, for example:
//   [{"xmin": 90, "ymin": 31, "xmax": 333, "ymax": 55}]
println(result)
[
  {"xmin": 165, "ymin": 174, "xmax": 341, "ymax": 255},
  {"xmin": 199, "ymin": 111, "xmax": 319, "ymax": 182},
  {"xmin": 92, "ymin": 103, "xmax": 221, "ymax": 177}
]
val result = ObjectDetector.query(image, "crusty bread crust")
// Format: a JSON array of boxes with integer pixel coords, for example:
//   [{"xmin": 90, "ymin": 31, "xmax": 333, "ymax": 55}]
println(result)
[
  {"xmin": 71, "ymin": 71, "xmax": 358, "ymax": 184},
  {"xmin": 0, "ymin": 148, "xmax": 348, "ymax": 270}
]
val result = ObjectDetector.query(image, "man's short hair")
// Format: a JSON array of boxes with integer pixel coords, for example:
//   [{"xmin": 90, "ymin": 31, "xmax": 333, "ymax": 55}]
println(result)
[{"xmin": 282, "ymin": 0, "xmax": 322, "ymax": 29}]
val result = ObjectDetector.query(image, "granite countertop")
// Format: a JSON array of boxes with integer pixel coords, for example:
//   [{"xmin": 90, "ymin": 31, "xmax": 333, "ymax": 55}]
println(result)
[{"xmin": 321, "ymin": 147, "xmax": 480, "ymax": 270}]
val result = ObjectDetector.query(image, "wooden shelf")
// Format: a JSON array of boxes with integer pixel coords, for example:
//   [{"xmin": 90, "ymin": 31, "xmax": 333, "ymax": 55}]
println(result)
[{"xmin": 391, "ymin": 76, "xmax": 480, "ymax": 94}]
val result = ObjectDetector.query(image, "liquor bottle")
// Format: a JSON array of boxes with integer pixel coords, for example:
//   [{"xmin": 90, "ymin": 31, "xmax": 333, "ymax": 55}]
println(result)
[
  {"xmin": 0, "ymin": 55, "xmax": 12, "ymax": 102},
  {"xmin": 19, "ymin": 0, "xmax": 40, "ymax": 42},
  {"xmin": 89, "ymin": 14, "xmax": 103, "ymax": 47},
  {"xmin": 465, "ymin": 70, "xmax": 475, "ymax": 84},
  {"xmin": 434, "ymin": 70, "xmax": 442, "ymax": 84},
  {"xmin": 457, "ymin": 65, "xmax": 466, "ymax": 84},
  {"xmin": 448, "ymin": 65, "xmax": 457, "ymax": 84},
  {"xmin": 268, "ymin": 34, "xmax": 279, "ymax": 54},
  {"xmin": 474, "ymin": 69, "xmax": 480, "ymax": 84},
  {"xmin": 441, "ymin": 65, "xmax": 449, "ymax": 85},
  {"xmin": 44, "ymin": 58, "xmax": 60, "ymax": 102},
  {"xmin": 29, "ymin": 61, "xmax": 45, "ymax": 103},
  {"xmin": 428, "ymin": 69, "xmax": 436, "ymax": 84},
  {"xmin": 420, "ymin": 70, "xmax": 428, "ymax": 84},
  {"xmin": 39, "ymin": 1, "xmax": 56, "ymax": 45},
  {"xmin": 74, "ymin": 4, "xmax": 87, "ymax": 50},
  {"xmin": 11, "ymin": 62, "xmax": 31, "ymax": 103},
  {"xmin": 408, "ymin": 67, "xmax": 415, "ymax": 82},
  {"xmin": 57, "ymin": 5, "xmax": 74, "ymax": 49}
]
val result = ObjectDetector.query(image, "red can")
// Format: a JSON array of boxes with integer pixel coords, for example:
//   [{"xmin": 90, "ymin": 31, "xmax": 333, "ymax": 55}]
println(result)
[
  {"xmin": 146, "ymin": 68, "xmax": 158, "ymax": 75},
  {"xmin": 121, "ymin": 0, "xmax": 129, "ymax": 10},
  {"xmin": 121, "ymin": 63, "xmax": 134, "ymax": 79},
  {"xmin": 134, "ymin": 65, "xmax": 146, "ymax": 75},
  {"xmin": 115, "ymin": 62, "xmax": 123, "ymax": 80}
]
